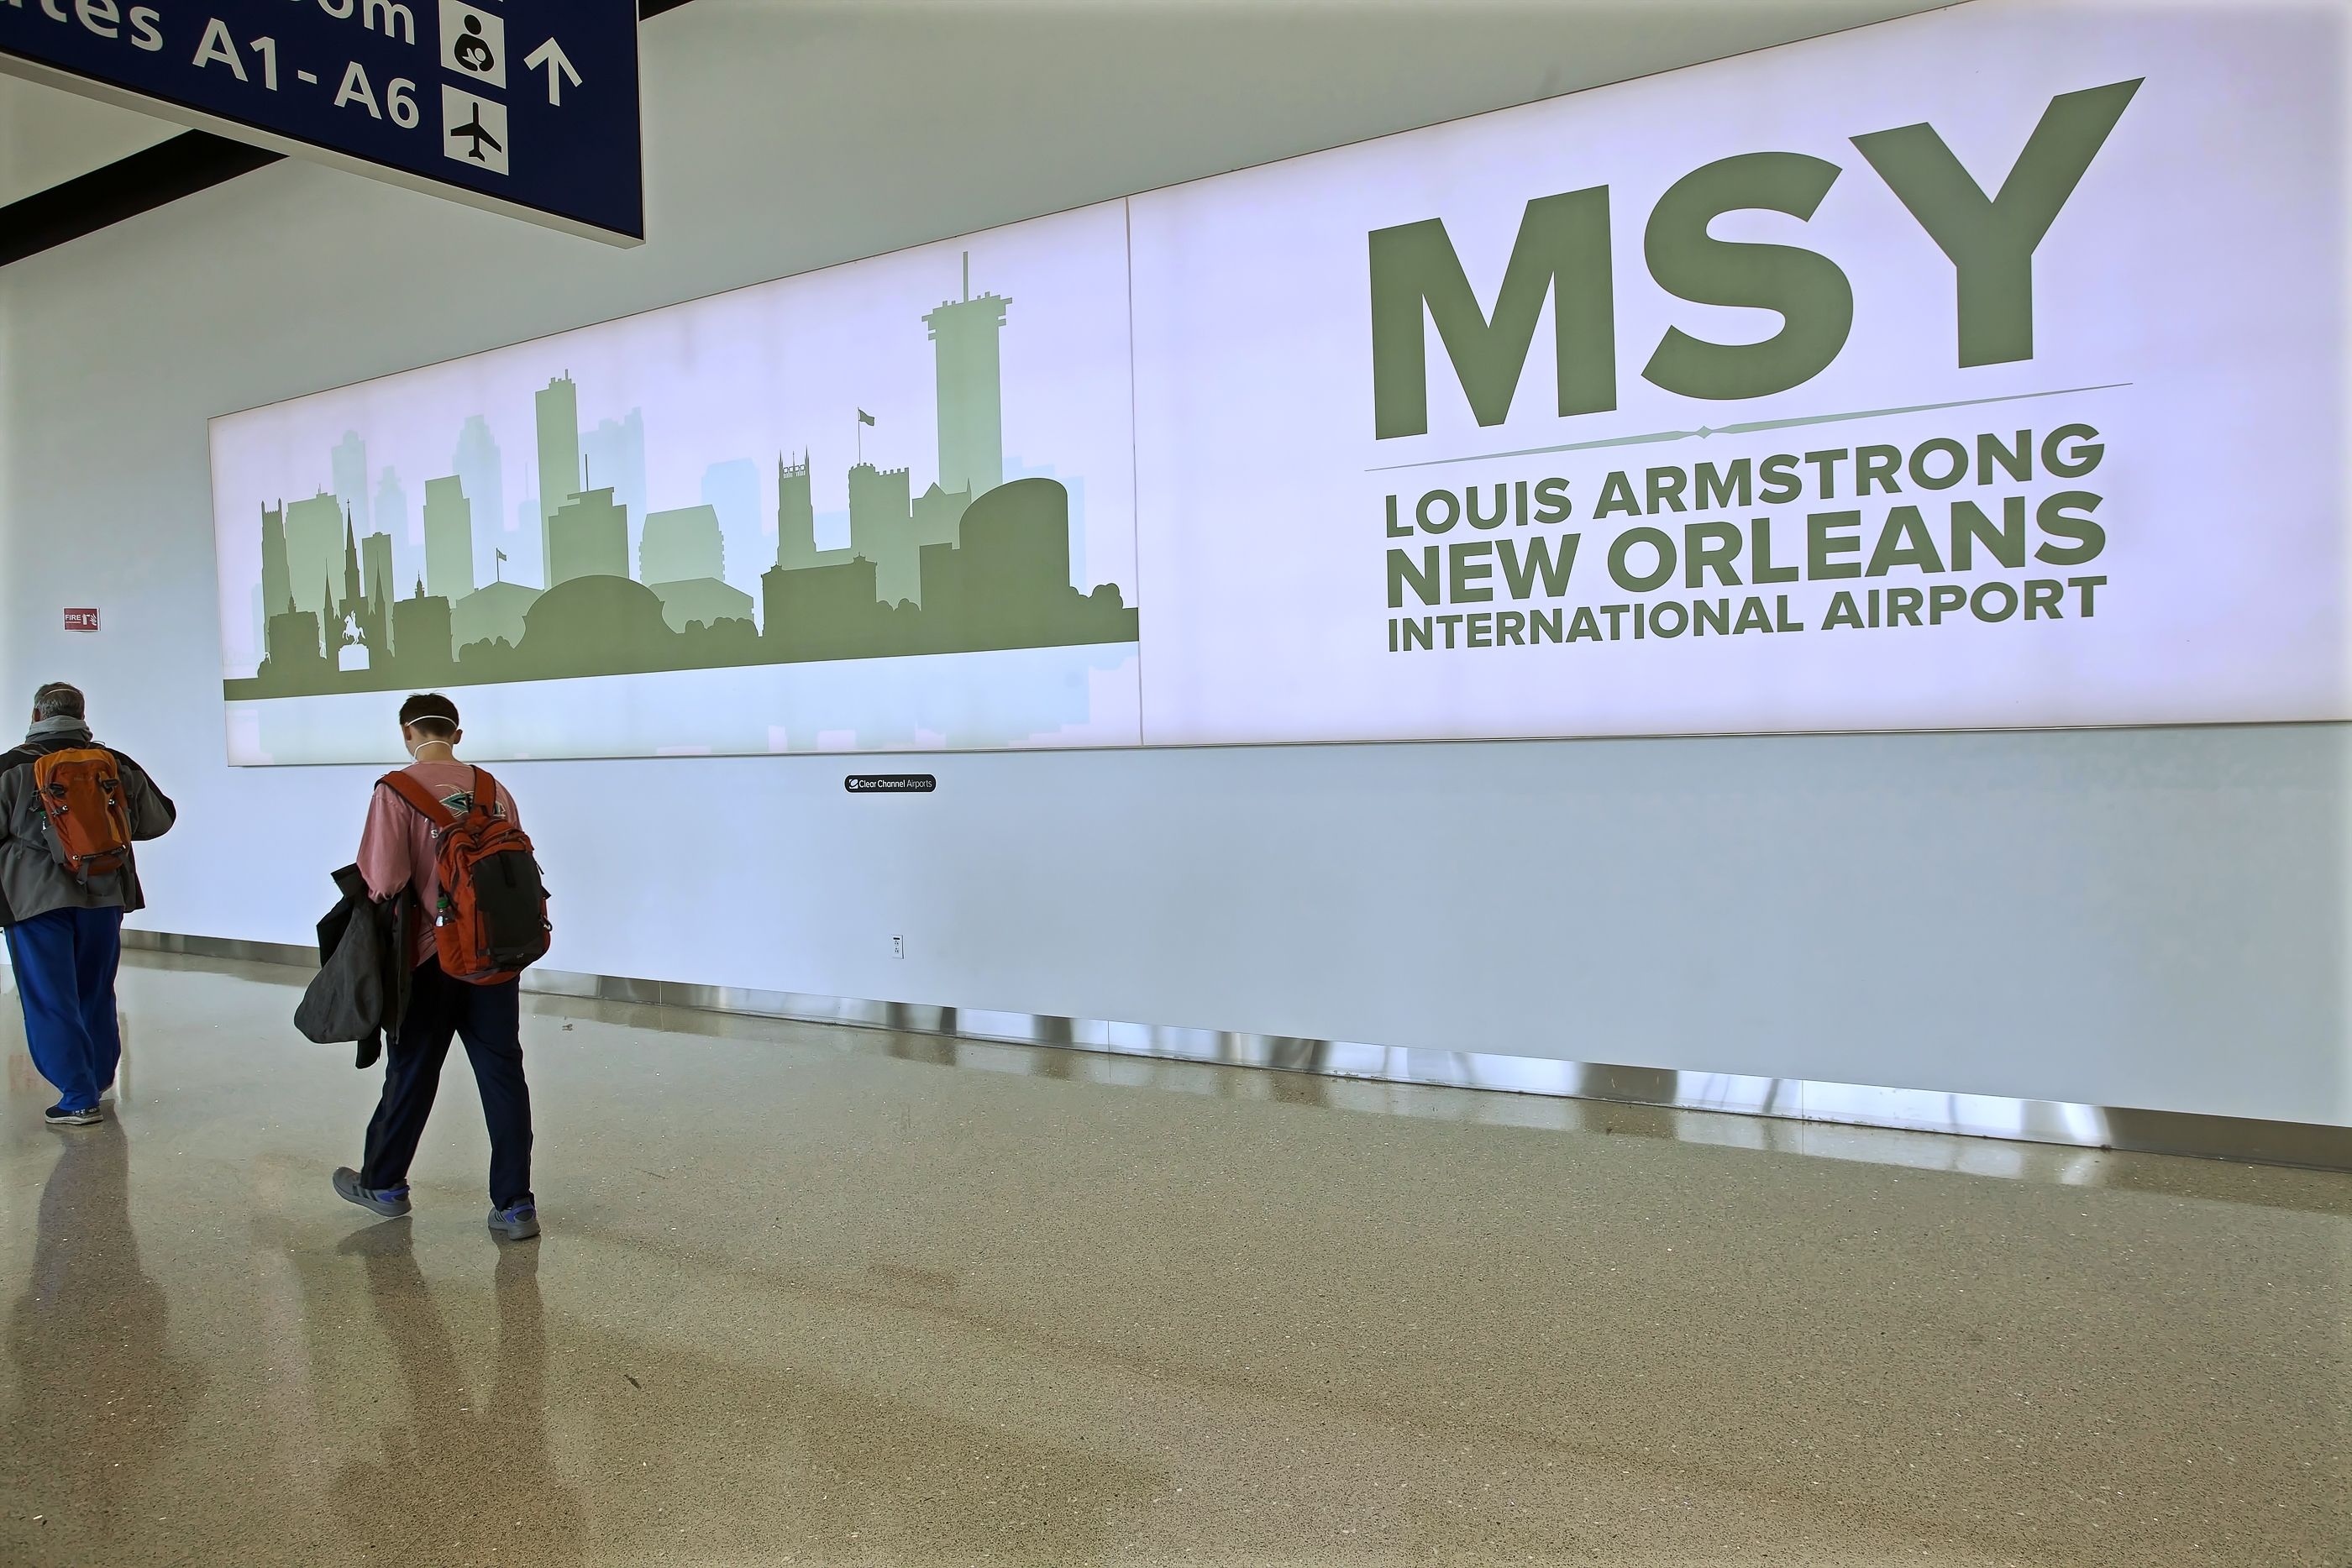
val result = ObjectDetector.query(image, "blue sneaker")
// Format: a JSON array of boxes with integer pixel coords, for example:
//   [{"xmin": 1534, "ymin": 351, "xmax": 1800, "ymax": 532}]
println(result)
[
  {"xmin": 332, "ymin": 1167, "xmax": 412, "ymax": 1219},
  {"xmin": 43, "ymin": 1103, "xmax": 101, "ymax": 1128},
  {"xmin": 486, "ymin": 1201, "xmax": 539, "ymax": 1241}
]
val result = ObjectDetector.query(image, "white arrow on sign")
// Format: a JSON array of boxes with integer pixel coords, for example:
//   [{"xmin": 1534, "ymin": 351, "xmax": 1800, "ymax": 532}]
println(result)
[{"xmin": 523, "ymin": 38, "xmax": 582, "ymax": 105}]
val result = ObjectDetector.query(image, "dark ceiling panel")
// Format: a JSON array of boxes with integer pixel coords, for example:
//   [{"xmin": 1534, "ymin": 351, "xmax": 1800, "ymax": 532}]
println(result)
[{"xmin": 0, "ymin": 131, "xmax": 278, "ymax": 268}]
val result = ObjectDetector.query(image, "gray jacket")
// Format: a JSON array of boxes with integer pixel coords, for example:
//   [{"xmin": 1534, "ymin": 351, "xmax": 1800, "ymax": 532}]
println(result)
[
  {"xmin": 0, "ymin": 717, "xmax": 177, "ymax": 927},
  {"xmin": 295, "ymin": 864, "xmax": 413, "ymax": 1070}
]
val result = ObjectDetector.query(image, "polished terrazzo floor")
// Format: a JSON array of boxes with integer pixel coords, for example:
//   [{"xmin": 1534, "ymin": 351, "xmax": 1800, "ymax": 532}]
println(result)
[{"xmin": 1, "ymin": 952, "xmax": 2345, "ymax": 1567}]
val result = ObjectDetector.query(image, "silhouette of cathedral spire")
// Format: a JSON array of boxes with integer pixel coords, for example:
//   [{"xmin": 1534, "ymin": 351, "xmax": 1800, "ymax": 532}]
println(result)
[{"xmin": 340, "ymin": 506, "xmax": 363, "ymax": 611}]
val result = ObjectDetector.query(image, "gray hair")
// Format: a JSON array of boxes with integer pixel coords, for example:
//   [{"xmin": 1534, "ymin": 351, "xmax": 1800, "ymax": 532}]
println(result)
[{"xmin": 33, "ymin": 683, "xmax": 85, "ymax": 721}]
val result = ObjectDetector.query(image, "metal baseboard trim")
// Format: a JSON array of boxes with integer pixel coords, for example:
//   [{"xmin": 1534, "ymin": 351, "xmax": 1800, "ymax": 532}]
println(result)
[{"xmin": 116, "ymin": 929, "xmax": 2351, "ymax": 1172}]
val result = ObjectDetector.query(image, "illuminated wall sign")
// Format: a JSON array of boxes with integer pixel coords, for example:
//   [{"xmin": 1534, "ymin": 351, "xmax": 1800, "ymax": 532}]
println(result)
[{"xmin": 211, "ymin": 1, "xmax": 2347, "ymax": 763}]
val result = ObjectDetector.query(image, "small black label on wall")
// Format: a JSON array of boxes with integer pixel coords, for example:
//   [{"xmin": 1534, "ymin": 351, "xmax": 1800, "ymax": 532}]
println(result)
[{"xmin": 846, "ymin": 774, "xmax": 937, "ymax": 794}]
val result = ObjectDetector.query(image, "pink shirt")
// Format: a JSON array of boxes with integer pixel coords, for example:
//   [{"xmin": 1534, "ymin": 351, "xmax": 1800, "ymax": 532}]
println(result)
[{"xmin": 358, "ymin": 762, "xmax": 520, "ymax": 969}]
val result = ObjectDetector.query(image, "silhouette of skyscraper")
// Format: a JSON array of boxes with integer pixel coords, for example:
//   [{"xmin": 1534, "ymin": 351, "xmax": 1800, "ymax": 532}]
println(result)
[
  {"xmin": 260, "ymin": 503, "xmax": 291, "ymax": 616},
  {"xmin": 548, "ymin": 486, "xmax": 628, "ymax": 586},
  {"xmin": 775, "ymin": 452, "xmax": 817, "ymax": 569},
  {"xmin": 700, "ymin": 459, "xmax": 760, "ymax": 586},
  {"xmin": 374, "ymin": 468, "xmax": 409, "ymax": 550},
  {"xmin": 535, "ymin": 375, "xmax": 580, "ymax": 584},
  {"xmin": 923, "ymin": 252, "xmax": 1008, "ymax": 500},
  {"xmin": 331, "ymin": 432, "xmax": 371, "ymax": 537},
  {"xmin": 516, "ymin": 486, "xmax": 538, "ymax": 569},
  {"xmin": 584, "ymin": 409, "xmax": 648, "ymax": 548},
  {"xmin": 453, "ymin": 415, "xmax": 504, "ymax": 586},
  {"xmin": 642, "ymin": 504, "xmax": 724, "ymax": 586},
  {"xmin": 423, "ymin": 476, "xmax": 476, "ymax": 601},
  {"xmin": 848, "ymin": 462, "xmax": 917, "ymax": 604},
  {"xmin": 285, "ymin": 493, "xmax": 344, "ymax": 620}
]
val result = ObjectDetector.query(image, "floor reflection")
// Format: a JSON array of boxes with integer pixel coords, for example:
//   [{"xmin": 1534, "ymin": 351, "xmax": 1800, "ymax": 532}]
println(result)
[
  {"xmin": 323, "ymin": 1230, "xmax": 587, "ymax": 1565},
  {"xmin": 0, "ymin": 998, "xmax": 133, "ymax": 1105},
  {"xmin": 3, "ymin": 956, "xmax": 2344, "ymax": 1566},
  {"xmin": 4, "ymin": 1121, "xmax": 200, "ymax": 1541}
]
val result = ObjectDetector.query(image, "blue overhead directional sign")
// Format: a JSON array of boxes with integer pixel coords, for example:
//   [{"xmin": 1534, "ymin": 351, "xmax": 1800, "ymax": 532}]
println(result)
[{"xmin": 0, "ymin": 0, "xmax": 642, "ymax": 244}]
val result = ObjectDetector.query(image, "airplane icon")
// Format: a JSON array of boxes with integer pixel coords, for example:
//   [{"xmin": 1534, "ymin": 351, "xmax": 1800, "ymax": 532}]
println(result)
[
  {"xmin": 439, "ymin": 86, "xmax": 509, "ymax": 174},
  {"xmin": 452, "ymin": 102, "xmax": 501, "ymax": 162}
]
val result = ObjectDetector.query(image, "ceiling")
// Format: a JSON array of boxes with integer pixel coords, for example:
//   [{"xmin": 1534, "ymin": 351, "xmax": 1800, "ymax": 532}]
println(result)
[
  {"xmin": 0, "ymin": 72, "xmax": 181, "ymax": 207},
  {"xmin": 0, "ymin": 0, "xmax": 1956, "ymax": 265}
]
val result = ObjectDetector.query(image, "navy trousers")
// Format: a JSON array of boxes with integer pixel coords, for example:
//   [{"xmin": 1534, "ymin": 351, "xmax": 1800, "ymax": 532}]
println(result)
[
  {"xmin": 361, "ymin": 960, "xmax": 533, "ymax": 1209},
  {"xmin": 6, "ymin": 907, "xmax": 124, "ymax": 1114}
]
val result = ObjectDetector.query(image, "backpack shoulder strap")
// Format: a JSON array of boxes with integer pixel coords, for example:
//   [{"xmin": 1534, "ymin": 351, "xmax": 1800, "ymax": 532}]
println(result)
[
  {"xmin": 379, "ymin": 771, "xmax": 459, "ymax": 830},
  {"xmin": 465, "ymin": 767, "xmax": 503, "ymax": 817}
]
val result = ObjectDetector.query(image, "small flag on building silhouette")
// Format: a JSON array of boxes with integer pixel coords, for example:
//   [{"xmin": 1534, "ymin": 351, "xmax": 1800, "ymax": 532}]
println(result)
[{"xmin": 857, "ymin": 409, "xmax": 876, "ymax": 427}]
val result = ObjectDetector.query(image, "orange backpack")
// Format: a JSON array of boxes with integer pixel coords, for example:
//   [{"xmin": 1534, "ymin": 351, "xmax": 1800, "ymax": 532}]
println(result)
[
  {"xmin": 31, "ymin": 748, "xmax": 134, "ymax": 885},
  {"xmin": 379, "ymin": 767, "xmax": 551, "ymax": 984}
]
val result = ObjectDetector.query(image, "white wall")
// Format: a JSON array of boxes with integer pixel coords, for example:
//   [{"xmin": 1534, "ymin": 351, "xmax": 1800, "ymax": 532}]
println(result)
[{"xmin": 4, "ymin": 0, "xmax": 2344, "ymax": 1127}]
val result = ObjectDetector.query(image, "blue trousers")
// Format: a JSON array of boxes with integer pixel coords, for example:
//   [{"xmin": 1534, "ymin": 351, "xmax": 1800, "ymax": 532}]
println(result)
[
  {"xmin": 361, "ymin": 960, "xmax": 533, "ymax": 1209},
  {"xmin": 6, "ymin": 907, "xmax": 124, "ymax": 1113}
]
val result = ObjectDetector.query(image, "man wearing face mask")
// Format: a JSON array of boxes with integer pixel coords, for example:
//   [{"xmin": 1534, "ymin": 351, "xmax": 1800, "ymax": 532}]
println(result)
[{"xmin": 332, "ymin": 693, "xmax": 541, "ymax": 1240}]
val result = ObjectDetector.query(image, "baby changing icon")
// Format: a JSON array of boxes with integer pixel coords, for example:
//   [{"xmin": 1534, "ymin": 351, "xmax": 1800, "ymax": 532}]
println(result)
[
  {"xmin": 438, "ymin": 0, "xmax": 507, "ymax": 90},
  {"xmin": 455, "ymin": 18, "xmax": 493, "ymax": 71}
]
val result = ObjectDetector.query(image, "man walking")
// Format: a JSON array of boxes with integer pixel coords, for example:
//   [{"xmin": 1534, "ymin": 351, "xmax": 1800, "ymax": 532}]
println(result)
[
  {"xmin": 0, "ymin": 684, "xmax": 176, "ymax": 1126},
  {"xmin": 333, "ymin": 694, "xmax": 546, "ymax": 1240}
]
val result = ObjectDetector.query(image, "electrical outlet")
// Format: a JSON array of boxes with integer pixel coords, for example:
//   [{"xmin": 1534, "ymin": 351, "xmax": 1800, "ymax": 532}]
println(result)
[{"xmin": 891, "ymin": 936, "xmax": 906, "ymax": 959}]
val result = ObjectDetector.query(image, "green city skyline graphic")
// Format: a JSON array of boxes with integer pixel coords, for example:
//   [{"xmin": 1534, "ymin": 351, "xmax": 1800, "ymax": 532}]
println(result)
[{"xmin": 226, "ymin": 254, "xmax": 1138, "ymax": 701}]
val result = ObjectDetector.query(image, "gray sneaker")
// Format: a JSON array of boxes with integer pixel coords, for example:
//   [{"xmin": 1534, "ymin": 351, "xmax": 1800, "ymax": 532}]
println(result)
[
  {"xmin": 486, "ymin": 1202, "xmax": 539, "ymax": 1241},
  {"xmin": 332, "ymin": 1167, "xmax": 412, "ymax": 1219}
]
